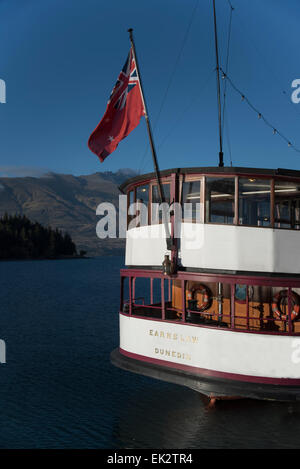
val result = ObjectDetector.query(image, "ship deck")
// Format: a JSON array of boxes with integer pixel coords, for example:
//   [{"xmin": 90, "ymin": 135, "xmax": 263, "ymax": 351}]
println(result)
[{"xmin": 120, "ymin": 267, "xmax": 300, "ymax": 335}]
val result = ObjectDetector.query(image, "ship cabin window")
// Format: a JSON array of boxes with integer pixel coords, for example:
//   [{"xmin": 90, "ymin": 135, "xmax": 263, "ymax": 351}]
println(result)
[
  {"xmin": 135, "ymin": 184, "xmax": 149, "ymax": 227},
  {"xmin": 151, "ymin": 183, "xmax": 171, "ymax": 224},
  {"xmin": 127, "ymin": 185, "xmax": 149, "ymax": 229},
  {"xmin": 239, "ymin": 178, "xmax": 271, "ymax": 227},
  {"xmin": 274, "ymin": 180, "xmax": 300, "ymax": 229},
  {"xmin": 127, "ymin": 190, "xmax": 135, "ymax": 229},
  {"xmin": 205, "ymin": 177, "xmax": 235, "ymax": 224},
  {"xmin": 126, "ymin": 173, "xmax": 300, "ymax": 231},
  {"xmin": 182, "ymin": 180, "xmax": 201, "ymax": 222}
]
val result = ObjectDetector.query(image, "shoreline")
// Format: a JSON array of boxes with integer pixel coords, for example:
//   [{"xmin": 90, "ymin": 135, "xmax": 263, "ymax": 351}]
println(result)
[{"xmin": 0, "ymin": 255, "xmax": 92, "ymax": 262}]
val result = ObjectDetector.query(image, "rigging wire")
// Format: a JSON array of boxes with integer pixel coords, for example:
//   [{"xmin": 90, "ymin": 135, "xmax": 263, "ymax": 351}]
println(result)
[
  {"xmin": 231, "ymin": 8, "xmax": 300, "ymax": 120},
  {"xmin": 221, "ymin": 1, "xmax": 300, "ymax": 163},
  {"xmin": 221, "ymin": 68, "xmax": 300, "ymax": 153},
  {"xmin": 222, "ymin": 1, "xmax": 234, "ymax": 165},
  {"xmin": 139, "ymin": 68, "xmax": 216, "ymax": 169},
  {"xmin": 224, "ymin": 106, "xmax": 233, "ymax": 166},
  {"xmin": 153, "ymin": 0, "xmax": 200, "ymax": 131},
  {"xmin": 157, "ymin": 70, "xmax": 216, "ymax": 151},
  {"xmin": 140, "ymin": 69, "xmax": 215, "ymax": 173},
  {"xmin": 138, "ymin": 0, "xmax": 200, "ymax": 174}
]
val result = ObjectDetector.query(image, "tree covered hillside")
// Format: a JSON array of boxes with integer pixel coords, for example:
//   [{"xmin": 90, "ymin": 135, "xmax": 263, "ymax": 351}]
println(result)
[
  {"xmin": 0, "ymin": 170, "xmax": 135, "ymax": 256},
  {"xmin": 0, "ymin": 214, "xmax": 77, "ymax": 259}
]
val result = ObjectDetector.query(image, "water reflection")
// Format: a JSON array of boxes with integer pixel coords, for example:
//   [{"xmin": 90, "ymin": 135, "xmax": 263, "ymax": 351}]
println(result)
[{"xmin": 112, "ymin": 373, "xmax": 300, "ymax": 449}]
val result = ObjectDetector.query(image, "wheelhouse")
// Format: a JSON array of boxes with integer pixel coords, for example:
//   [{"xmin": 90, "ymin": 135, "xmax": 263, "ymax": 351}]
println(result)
[{"xmin": 121, "ymin": 166, "xmax": 300, "ymax": 232}]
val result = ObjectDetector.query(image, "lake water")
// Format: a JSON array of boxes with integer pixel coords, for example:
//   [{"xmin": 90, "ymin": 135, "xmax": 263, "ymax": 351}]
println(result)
[{"xmin": 0, "ymin": 256, "xmax": 300, "ymax": 449}]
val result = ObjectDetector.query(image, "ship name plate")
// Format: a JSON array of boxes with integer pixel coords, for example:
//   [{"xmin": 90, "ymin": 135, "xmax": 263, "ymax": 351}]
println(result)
[{"xmin": 149, "ymin": 329, "xmax": 199, "ymax": 362}]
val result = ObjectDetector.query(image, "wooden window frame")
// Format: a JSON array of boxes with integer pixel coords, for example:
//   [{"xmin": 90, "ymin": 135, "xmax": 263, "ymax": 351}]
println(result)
[{"xmin": 181, "ymin": 175, "xmax": 204, "ymax": 224}]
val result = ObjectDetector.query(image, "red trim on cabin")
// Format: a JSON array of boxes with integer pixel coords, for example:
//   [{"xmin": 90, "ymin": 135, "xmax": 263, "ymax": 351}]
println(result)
[
  {"xmin": 121, "ymin": 268, "xmax": 300, "ymax": 288},
  {"xmin": 120, "ymin": 167, "xmax": 300, "ymax": 194}
]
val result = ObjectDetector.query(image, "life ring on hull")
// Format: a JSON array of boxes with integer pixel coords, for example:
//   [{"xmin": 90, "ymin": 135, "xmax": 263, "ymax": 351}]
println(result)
[
  {"xmin": 272, "ymin": 290, "xmax": 300, "ymax": 321},
  {"xmin": 188, "ymin": 284, "xmax": 212, "ymax": 312}
]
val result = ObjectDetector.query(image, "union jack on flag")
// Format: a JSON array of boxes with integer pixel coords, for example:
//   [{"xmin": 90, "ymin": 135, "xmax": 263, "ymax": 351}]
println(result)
[
  {"xmin": 88, "ymin": 47, "xmax": 144, "ymax": 162},
  {"xmin": 113, "ymin": 50, "xmax": 140, "ymax": 110}
]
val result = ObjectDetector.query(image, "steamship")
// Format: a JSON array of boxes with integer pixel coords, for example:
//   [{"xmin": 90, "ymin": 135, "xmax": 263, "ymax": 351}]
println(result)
[
  {"xmin": 109, "ymin": 4, "xmax": 300, "ymax": 401},
  {"xmin": 111, "ymin": 167, "xmax": 300, "ymax": 401}
]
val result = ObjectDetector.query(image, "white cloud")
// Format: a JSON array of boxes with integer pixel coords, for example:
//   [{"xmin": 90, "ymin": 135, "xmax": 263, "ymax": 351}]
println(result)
[{"xmin": 0, "ymin": 166, "xmax": 51, "ymax": 178}]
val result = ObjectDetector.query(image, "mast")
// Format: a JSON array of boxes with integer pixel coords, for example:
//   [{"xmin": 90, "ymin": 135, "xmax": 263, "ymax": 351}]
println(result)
[
  {"xmin": 212, "ymin": 0, "xmax": 224, "ymax": 168},
  {"xmin": 128, "ymin": 28, "xmax": 174, "ymax": 252}
]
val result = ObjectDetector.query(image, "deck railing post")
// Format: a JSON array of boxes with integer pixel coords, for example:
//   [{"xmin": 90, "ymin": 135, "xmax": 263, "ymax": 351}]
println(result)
[
  {"xmin": 120, "ymin": 275, "xmax": 124, "ymax": 312},
  {"xmin": 129, "ymin": 276, "xmax": 132, "ymax": 315},
  {"xmin": 150, "ymin": 278, "xmax": 153, "ymax": 304},
  {"xmin": 181, "ymin": 279, "xmax": 186, "ymax": 322},
  {"xmin": 161, "ymin": 278, "xmax": 165, "ymax": 320},
  {"xmin": 246, "ymin": 285, "xmax": 249, "ymax": 331},
  {"xmin": 231, "ymin": 284, "xmax": 235, "ymax": 329},
  {"xmin": 132, "ymin": 277, "xmax": 136, "ymax": 303},
  {"xmin": 288, "ymin": 287, "xmax": 293, "ymax": 334}
]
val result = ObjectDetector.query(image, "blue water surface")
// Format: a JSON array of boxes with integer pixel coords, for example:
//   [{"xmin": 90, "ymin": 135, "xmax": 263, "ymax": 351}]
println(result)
[{"xmin": 0, "ymin": 257, "xmax": 300, "ymax": 449}]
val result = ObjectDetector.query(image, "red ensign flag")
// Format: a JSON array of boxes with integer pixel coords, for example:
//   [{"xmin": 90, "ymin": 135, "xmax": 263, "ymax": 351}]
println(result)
[{"xmin": 88, "ymin": 48, "xmax": 144, "ymax": 162}]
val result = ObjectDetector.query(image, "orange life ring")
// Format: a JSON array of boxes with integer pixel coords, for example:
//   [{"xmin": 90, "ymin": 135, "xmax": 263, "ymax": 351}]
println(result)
[
  {"xmin": 272, "ymin": 290, "xmax": 300, "ymax": 321},
  {"xmin": 188, "ymin": 284, "xmax": 212, "ymax": 312}
]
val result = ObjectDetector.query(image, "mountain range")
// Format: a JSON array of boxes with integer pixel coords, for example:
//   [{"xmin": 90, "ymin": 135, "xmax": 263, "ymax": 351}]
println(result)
[{"xmin": 0, "ymin": 169, "xmax": 137, "ymax": 257}]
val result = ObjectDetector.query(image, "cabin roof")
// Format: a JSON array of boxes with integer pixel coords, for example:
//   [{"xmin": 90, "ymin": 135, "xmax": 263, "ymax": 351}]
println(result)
[{"xmin": 119, "ymin": 166, "xmax": 300, "ymax": 192}]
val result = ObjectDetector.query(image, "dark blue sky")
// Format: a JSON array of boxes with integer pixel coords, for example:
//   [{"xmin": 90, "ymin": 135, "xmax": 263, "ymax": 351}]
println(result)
[{"xmin": 0, "ymin": 0, "xmax": 299, "ymax": 176}]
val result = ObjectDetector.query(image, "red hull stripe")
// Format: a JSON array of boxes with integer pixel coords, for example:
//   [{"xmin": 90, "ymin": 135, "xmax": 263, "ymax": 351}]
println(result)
[{"xmin": 119, "ymin": 348, "xmax": 300, "ymax": 386}]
